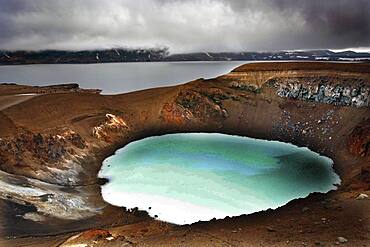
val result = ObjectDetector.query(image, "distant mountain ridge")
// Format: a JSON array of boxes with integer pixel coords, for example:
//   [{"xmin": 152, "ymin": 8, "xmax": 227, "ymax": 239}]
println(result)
[{"xmin": 0, "ymin": 48, "xmax": 369, "ymax": 65}]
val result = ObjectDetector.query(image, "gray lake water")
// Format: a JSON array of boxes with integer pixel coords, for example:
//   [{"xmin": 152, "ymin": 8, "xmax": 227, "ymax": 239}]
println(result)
[
  {"xmin": 99, "ymin": 133, "xmax": 340, "ymax": 225},
  {"xmin": 0, "ymin": 61, "xmax": 248, "ymax": 94}
]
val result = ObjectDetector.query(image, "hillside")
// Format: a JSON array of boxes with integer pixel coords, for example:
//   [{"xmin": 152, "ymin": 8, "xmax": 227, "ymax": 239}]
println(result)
[{"xmin": 1, "ymin": 49, "xmax": 369, "ymax": 65}]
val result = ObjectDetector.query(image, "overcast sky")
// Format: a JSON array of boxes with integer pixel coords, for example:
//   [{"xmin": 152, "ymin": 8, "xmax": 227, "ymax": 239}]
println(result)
[{"xmin": 0, "ymin": 0, "xmax": 369, "ymax": 53}]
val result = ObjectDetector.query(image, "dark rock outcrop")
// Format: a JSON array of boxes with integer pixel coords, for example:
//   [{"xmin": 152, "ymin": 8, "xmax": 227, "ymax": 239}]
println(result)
[
  {"xmin": 0, "ymin": 129, "xmax": 87, "ymax": 184},
  {"xmin": 267, "ymin": 77, "xmax": 369, "ymax": 107},
  {"xmin": 347, "ymin": 119, "xmax": 370, "ymax": 157}
]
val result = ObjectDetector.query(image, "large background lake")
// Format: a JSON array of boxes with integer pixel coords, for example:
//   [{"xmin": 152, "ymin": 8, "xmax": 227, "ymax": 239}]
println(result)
[{"xmin": 0, "ymin": 61, "xmax": 248, "ymax": 94}]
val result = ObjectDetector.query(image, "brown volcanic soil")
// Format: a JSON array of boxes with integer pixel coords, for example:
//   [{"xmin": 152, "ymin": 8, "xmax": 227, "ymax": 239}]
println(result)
[
  {"xmin": 0, "ymin": 62, "xmax": 369, "ymax": 246},
  {"xmin": 233, "ymin": 61, "xmax": 370, "ymax": 73}
]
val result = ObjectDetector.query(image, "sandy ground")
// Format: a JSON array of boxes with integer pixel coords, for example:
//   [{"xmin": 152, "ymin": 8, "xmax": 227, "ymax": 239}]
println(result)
[{"xmin": 0, "ymin": 94, "xmax": 38, "ymax": 111}]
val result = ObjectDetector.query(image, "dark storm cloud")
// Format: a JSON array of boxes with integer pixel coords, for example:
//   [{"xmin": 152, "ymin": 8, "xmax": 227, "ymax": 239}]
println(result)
[
  {"xmin": 0, "ymin": 0, "xmax": 369, "ymax": 52},
  {"xmin": 225, "ymin": 0, "xmax": 370, "ymax": 50}
]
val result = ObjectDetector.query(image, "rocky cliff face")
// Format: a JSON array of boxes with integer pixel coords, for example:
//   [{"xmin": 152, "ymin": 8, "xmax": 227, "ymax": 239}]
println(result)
[
  {"xmin": 0, "ymin": 129, "xmax": 87, "ymax": 185},
  {"xmin": 266, "ymin": 76, "xmax": 369, "ymax": 107},
  {"xmin": 0, "ymin": 112, "xmax": 135, "ymax": 224},
  {"xmin": 0, "ymin": 112, "xmax": 130, "ymax": 185},
  {"xmin": 219, "ymin": 62, "xmax": 370, "ymax": 107}
]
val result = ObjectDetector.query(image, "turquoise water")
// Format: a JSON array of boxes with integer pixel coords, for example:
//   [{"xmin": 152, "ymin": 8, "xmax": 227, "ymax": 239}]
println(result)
[{"xmin": 98, "ymin": 133, "xmax": 340, "ymax": 225}]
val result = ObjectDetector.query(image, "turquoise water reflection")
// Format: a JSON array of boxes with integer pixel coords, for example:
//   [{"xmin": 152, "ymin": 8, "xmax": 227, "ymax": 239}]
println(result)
[{"xmin": 99, "ymin": 133, "xmax": 340, "ymax": 225}]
